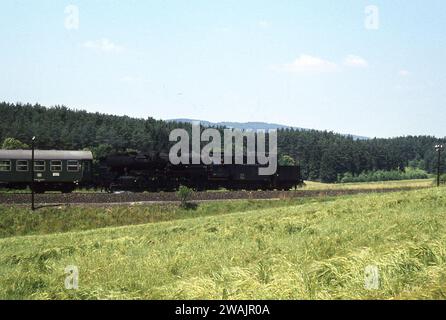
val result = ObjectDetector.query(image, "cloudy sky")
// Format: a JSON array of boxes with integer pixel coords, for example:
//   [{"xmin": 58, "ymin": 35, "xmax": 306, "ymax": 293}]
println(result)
[{"xmin": 1, "ymin": 0, "xmax": 445, "ymax": 138}]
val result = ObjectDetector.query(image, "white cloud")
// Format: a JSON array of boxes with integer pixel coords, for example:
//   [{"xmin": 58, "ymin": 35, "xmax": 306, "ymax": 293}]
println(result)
[
  {"xmin": 121, "ymin": 76, "xmax": 138, "ymax": 83},
  {"xmin": 83, "ymin": 38, "xmax": 124, "ymax": 53},
  {"xmin": 399, "ymin": 69, "xmax": 411, "ymax": 77},
  {"xmin": 277, "ymin": 54, "xmax": 339, "ymax": 73},
  {"xmin": 258, "ymin": 20, "xmax": 272, "ymax": 29},
  {"xmin": 216, "ymin": 26, "xmax": 231, "ymax": 32},
  {"xmin": 343, "ymin": 55, "xmax": 368, "ymax": 68}
]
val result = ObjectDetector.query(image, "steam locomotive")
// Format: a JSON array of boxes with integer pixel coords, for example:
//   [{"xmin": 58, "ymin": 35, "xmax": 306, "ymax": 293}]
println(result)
[{"xmin": 0, "ymin": 150, "xmax": 302, "ymax": 193}]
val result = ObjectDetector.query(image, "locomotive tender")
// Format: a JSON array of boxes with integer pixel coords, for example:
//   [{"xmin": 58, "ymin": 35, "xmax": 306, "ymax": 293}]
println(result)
[{"xmin": 0, "ymin": 150, "xmax": 302, "ymax": 193}]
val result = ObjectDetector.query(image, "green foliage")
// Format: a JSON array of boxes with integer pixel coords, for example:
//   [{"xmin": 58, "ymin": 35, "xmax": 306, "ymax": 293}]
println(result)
[
  {"xmin": 177, "ymin": 185, "xmax": 194, "ymax": 208},
  {"xmin": 439, "ymin": 174, "xmax": 446, "ymax": 185},
  {"xmin": 1, "ymin": 137, "xmax": 29, "ymax": 150},
  {"xmin": 338, "ymin": 167, "xmax": 429, "ymax": 183},
  {"xmin": 86, "ymin": 144, "xmax": 113, "ymax": 161},
  {"xmin": 408, "ymin": 158, "xmax": 426, "ymax": 170},
  {"xmin": 278, "ymin": 128, "xmax": 446, "ymax": 182},
  {"xmin": 278, "ymin": 154, "xmax": 296, "ymax": 166},
  {"xmin": 0, "ymin": 102, "xmax": 190, "ymax": 154},
  {"xmin": 1, "ymin": 188, "xmax": 446, "ymax": 299}
]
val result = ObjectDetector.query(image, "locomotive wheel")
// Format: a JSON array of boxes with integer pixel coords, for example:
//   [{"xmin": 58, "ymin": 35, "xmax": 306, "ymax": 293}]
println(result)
[{"xmin": 61, "ymin": 186, "xmax": 76, "ymax": 194}]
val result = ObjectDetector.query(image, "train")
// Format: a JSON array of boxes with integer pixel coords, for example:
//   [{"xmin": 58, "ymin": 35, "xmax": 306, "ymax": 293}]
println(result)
[{"xmin": 0, "ymin": 149, "xmax": 302, "ymax": 193}]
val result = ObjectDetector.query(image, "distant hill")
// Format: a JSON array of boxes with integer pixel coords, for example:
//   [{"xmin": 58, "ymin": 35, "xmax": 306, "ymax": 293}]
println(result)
[{"xmin": 168, "ymin": 118, "xmax": 369, "ymax": 140}]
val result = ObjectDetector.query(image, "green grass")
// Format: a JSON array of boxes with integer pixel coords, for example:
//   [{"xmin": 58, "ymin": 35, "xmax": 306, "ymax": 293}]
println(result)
[
  {"xmin": 303, "ymin": 178, "xmax": 434, "ymax": 190},
  {"xmin": 1, "ymin": 187, "xmax": 446, "ymax": 299},
  {"xmin": 0, "ymin": 198, "xmax": 325, "ymax": 239}
]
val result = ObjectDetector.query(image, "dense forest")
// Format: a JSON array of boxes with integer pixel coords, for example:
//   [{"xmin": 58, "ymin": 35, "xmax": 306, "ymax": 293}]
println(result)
[{"xmin": 1, "ymin": 102, "xmax": 444, "ymax": 182}]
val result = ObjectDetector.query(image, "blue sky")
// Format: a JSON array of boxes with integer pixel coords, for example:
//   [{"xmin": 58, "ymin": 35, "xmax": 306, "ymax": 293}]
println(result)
[{"xmin": 1, "ymin": 0, "xmax": 445, "ymax": 138}]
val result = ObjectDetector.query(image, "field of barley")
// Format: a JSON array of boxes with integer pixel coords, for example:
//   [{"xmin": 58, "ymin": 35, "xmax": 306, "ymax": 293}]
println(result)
[{"xmin": 1, "ymin": 184, "xmax": 446, "ymax": 300}]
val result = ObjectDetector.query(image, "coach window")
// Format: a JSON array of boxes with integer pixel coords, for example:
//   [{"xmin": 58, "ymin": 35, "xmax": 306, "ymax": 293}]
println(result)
[
  {"xmin": 67, "ymin": 160, "xmax": 80, "ymax": 172},
  {"xmin": 34, "ymin": 160, "xmax": 46, "ymax": 172},
  {"xmin": 0, "ymin": 160, "xmax": 11, "ymax": 172},
  {"xmin": 50, "ymin": 160, "xmax": 62, "ymax": 172},
  {"xmin": 16, "ymin": 160, "xmax": 29, "ymax": 172}
]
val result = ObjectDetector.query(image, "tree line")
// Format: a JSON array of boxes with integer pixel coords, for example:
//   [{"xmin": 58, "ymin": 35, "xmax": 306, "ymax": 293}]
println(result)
[
  {"xmin": 1, "ymin": 102, "xmax": 444, "ymax": 182},
  {"xmin": 278, "ymin": 129, "xmax": 445, "ymax": 182}
]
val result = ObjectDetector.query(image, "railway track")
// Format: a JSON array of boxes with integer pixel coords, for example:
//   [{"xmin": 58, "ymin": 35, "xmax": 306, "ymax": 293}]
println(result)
[{"xmin": 0, "ymin": 186, "xmax": 430, "ymax": 205}]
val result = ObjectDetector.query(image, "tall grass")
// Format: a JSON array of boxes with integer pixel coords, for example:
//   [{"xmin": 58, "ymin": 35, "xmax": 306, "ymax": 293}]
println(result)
[
  {"xmin": 1, "ymin": 187, "xmax": 446, "ymax": 299},
  {"xmin": 304, "ymin": 178, "xmax": 433, "ymax": 190},
  {"xmin": 0, "ymin": 198, "xmax": 322, "ymax": 238}
]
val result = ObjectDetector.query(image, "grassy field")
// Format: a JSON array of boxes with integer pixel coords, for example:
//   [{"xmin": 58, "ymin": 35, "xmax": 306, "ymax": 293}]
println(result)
[
  {"xmin": 303, "ymin": 178, "xmax": 434, "ymax": 190},
  {"xmin": 1, "ymin": 186, "xmax": 446, "ymax": 299},
  {"xmin": 0, "ymin": 198, "xmax": 325, "ymax": 238}
]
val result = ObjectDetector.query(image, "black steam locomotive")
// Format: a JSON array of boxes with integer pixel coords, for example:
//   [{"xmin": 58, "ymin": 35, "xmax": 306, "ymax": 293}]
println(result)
[
  {"xmin": 0, "ymin": 150, "xmax": 302, "ymax": 193},
  {"xmin": 98, "ymin": 152, "xmax": 302, "ymax": 192}
]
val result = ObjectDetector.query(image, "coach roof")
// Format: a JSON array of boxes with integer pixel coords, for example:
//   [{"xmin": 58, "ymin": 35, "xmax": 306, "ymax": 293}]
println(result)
[{"xmin": 0, "ymin": 150, "xmax": 93, "ymax": 160}]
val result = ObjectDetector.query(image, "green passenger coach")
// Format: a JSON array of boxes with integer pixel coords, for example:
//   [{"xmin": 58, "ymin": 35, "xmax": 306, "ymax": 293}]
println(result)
[{"xmin": 0, "ymin": 150, "xmax": 93, "ymax": 193}]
